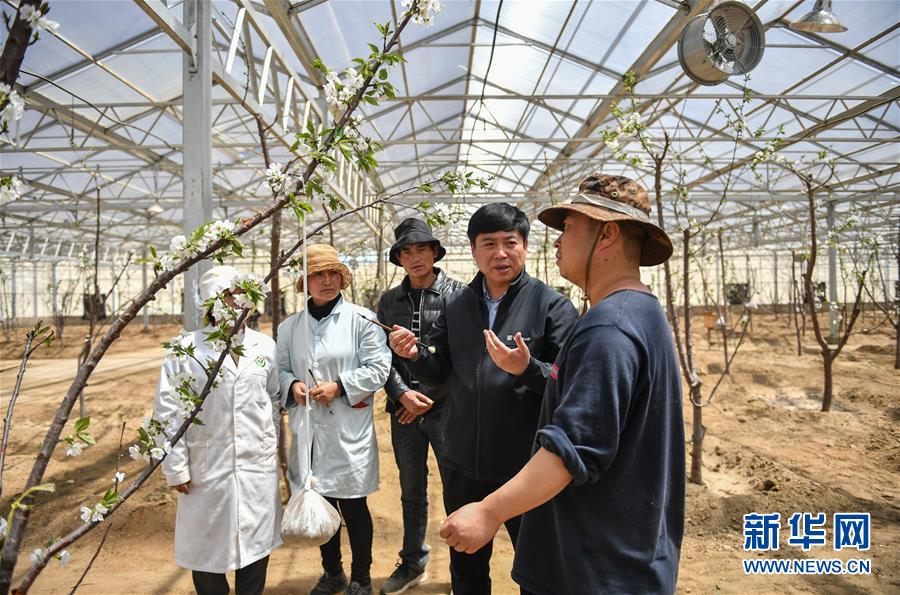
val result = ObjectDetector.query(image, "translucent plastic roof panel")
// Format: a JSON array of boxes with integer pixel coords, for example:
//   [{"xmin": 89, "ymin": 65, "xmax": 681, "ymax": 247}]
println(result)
[{"xmin": 3, "ymin": 0, "xmax": 898, "ymax": 257}]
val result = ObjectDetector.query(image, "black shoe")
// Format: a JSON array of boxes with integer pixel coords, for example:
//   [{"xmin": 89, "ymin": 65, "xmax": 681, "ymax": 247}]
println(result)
[
  {"xmin": 311, "ymin": 570, "xmax": 349, "ymax": 595},
  {"xmin": 345, "ymin": 581, "xmax": 372, "ymax": 595},
  {"xmin": 379, "ymin": 561, "xmax": 427, "ymax": 595}
]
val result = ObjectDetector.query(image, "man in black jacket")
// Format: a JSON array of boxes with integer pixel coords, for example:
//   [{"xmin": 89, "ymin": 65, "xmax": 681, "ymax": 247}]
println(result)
[
  {"xmin": 377, "ymin": 218, "xmax": 465, "ymax": 595},
  {"xmin": 389, "ymin": 204, "xmax": 579, "ymax": 595}
]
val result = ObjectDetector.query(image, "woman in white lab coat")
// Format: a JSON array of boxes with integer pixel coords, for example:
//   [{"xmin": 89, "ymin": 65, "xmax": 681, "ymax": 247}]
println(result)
[
  {"xmin": 153, "ymin": 265, "xmax": 282, "ymax": 595},
  {"xmin": 277, "ymin": 244, "xmax": 391, "ymax": 595}
]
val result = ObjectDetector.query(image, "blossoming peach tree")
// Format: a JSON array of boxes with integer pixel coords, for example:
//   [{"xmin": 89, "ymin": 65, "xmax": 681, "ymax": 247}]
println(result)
[
  {"xmin": 0, "ymin": 1, "xmax": 487, "ymax": 592},
  {"xmin": 751, "ymin": 141, "xmax": 875, "ymax": 412},
  {"xmin": 1, "ymin": 1, "xmax": 58, "ymax": 206},
  {"xmin": 600, "ymin": 73, "xmax": 757, "ymax": 485}
]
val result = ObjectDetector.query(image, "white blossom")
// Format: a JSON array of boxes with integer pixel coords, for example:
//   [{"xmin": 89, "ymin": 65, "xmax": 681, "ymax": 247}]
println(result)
[
  {"xmin": 265, "ymin": 162, "xmax": 285, "ymax": 191},
  {"xmin": 0, "ymin": 185, "xmax": 16, "ymax": 206},
  {"xmin": 57, "ymin": 550, "xmax": 71, "ymax": 567},
  {"xmin": 233, "ymin": 292, "xmax": 255, "ymax": 310},
  {"xmin": 403, "ymin": 0, "xmax": 443, "ymax": 25},
  {"xmin": 176, "ymin": 397, "xmax": 195, "ymax": 421},
  {"xmin": 17, "ymin": 5, "xmax": 58, "ymax": 38},
  {"xmin": 91, "ymin": 503, "xmax": 109, "ymax": 522},
  {"xmin": 29, "ymin": 549, "xmax": 43, "ymax": 565},
  {"xmin": 0, "ymin": 89, "xmax": 24, "ymax": 129},
  {"xmin": 0, "ymin": 518, "xmax": 7, "ymax": 539},
  {"xmin": 322, "ymin": 66, "xmax": 365, "ymax": 109},
  {"xmin": 128, "ymin": 444, "xmax": 147, "ymax": 462},
  {"xmin": 66, "ymin": 442, "xmax": 84, "ymax": 457},
  {"xmin": 114, "ymin": 471, "xmax": 125, "ymax": 485},
  {"xmin": 149, "ymin": 447, "xmax": 166, "ymax": 461},
  {"xmin": 18, "ymin": 4, "xmax": 39, "ymax": 25},
  {"xmin": 38, "ymin": 16, "xmax": 60, "ymax": 35},
  {"xmin": 169, "ymin": 235, "xmax": 188, "ymax": 253}
]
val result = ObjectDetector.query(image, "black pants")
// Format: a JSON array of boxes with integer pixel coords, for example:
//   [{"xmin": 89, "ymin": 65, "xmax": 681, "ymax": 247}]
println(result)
[
  {"xmin": 442, "ymin": 466, "xmax": 522, "ymax": 595},
  {"xmin": 191, "ymin": 555, "xmax": 269, "ymax": 595},
  {"xmin": 321, "ymin": 496, "xmax": 373, "ymax": 585}
]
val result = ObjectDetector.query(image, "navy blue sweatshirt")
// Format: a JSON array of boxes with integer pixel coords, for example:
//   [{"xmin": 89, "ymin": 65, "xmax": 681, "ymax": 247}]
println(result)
[{"xmin": 513, "ymin": 290, "xmax": 685, "ymax": 594}]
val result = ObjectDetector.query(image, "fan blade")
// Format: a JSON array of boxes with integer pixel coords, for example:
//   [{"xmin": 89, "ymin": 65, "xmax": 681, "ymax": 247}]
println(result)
[
  {"xmin": 720, "ymin": 6, "xmax": 753, "ymax": 36},
  {"xmin": 711, "ymin": 13, "xmax": 730, "ymax": 40}
]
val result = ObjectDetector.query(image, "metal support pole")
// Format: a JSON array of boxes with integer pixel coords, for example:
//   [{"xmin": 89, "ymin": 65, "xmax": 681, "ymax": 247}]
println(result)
[
  {"xmin": 142, "ymin": 247, "xmax": 150, "ymax": 331},
  {"xmin": 745, "ymin": 253, "xmax": 751, "ymax": 295},
  {"xmin": 772, "ymin": 251, "xmax": 779, "ymax": 311},
  {"xmin": 715, "ymin": 244, "xmax": 722, "ymax": 306},
  {"xmin": 10, "ymin": 260, "xmax": 16, "ymax": 326},
  {"xmin": 51, "ymin": 262, "xmax": 58, "ymax": 316},
  {"xmin": 32, "ymin": 261, "xmax": 38, "ymax": 321},
  {"xmin": 827, "ymin": 201, "xmax": 839, "ymax": 340},
  {"xmin": 109, "ymin": 259, "xmax": 117, "ymax": 315},
  {"xmin": 182, "ymin": 0, "xmax": 213, "ymax": 330}
]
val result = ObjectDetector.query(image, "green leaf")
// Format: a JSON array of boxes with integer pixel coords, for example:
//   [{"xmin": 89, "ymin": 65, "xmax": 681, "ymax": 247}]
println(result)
[
  {"xmin": 311, "ymin": 58, "xmax": 329, "ymax": 75},
  {"xmin": 74, "ymin": 417, "xmax": 90, "ymax": 433},
  {"xmin": 363, "ymin": 95, "xmax": 378, "ymax": 106},
  {"xmin": 78, "ymin": 432, "xmax": 96, "ymax": 446},
  {"xmin": 378, "ymin": 69, "xmax": 388, "ymax": 80},
  {"xmin": 367, "ymin": 42, "xmax": 380, "ymax": 55}
]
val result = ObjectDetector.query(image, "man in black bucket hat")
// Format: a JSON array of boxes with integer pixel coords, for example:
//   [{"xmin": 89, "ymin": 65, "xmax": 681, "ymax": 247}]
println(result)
[
  {"xmin": 377, "ymin": 217, "xmax": 464, "ymax": 594},
  {"xmin": 440, "ymin": 174, "xmax": 685, "ymax": 595}
]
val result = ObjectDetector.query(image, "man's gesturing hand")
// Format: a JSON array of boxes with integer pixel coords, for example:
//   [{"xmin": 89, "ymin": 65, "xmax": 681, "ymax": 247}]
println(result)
[
  {"xmin": 484, "ymin": 330, "xmax": 530, "ymax": 375},
  {"xmin": 388, "ymin": 325, "xmax": 420, "ymax": 359}
]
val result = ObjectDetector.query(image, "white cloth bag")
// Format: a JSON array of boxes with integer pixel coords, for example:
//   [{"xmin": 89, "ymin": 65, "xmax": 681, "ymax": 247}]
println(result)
[{"xmin": 280, "ymin": 218, "xmax": 341, "ymax": 546}]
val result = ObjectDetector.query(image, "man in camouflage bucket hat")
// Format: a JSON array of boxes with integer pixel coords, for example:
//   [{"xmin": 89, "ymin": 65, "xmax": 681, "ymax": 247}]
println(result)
[{"xmin": 441, "ymin": 173, "xmax": 685, "ymax": 594}]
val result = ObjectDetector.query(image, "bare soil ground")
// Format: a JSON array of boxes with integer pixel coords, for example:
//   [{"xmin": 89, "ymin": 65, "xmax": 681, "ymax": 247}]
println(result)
[{"xmin": 0, "ymin": 312, "xmax": 897, "ymax": 594}]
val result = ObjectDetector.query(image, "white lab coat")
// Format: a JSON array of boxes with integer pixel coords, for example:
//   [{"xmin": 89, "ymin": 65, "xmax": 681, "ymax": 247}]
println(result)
[
  {"xmin": 276, "ymin": 296, "xmax": 391, "ymax": 498},
  {"xmin": 153, "ymin": 327, "xmax": 282, "ymax": 573}
]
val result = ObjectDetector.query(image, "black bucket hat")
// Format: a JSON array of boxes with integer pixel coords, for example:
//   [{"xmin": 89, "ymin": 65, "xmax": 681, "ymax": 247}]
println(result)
[{"xmin": 388, "ymin": 217, "xmax": 446, "ymax": 266}]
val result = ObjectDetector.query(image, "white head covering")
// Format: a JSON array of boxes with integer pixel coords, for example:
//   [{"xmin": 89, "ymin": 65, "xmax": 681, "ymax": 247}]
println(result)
[{"xmin": 199, "ymin": 265, "xmax": 241, "ymax": 302}]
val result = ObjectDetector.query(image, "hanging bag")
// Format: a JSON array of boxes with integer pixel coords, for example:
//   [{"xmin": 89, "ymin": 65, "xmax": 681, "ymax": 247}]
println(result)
[
  {"xmin": 280, "ymin": 219, "xmax": 341, "ymax": 546},
  {"xmin": 280, "ymin": 474, "xmax": 341, "ymax": 546}
]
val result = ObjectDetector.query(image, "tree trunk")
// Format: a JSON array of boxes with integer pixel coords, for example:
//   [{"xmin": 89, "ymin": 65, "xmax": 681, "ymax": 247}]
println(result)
[
  {"xmin": 690, "ymin": 385, "xmax": 704, "ymax": 485},
  {"xmin": 894, "ymin": 321, "xmax": 899, "ymax": 370},
  {"xmin": 270, "ymin": 210, "xmax": 282, "ymax": 336},
  {"xmin": 0, "ymin": 0, "xmax": 41, "ymax": 88},
  {"xmin": 717, "ymin": 231, "xmax": 730, "ymax": 373},
  {"xmin": 791, "ymin": 252, "xmax": 802, "ymax": 356},
  {"xmin": 821, "ymin": 355, "xmax": 834, "ymax": 412}
]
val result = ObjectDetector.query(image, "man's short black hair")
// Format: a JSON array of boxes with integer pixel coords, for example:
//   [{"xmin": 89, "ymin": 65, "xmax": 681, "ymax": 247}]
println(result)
[{"xmin": 466, "ymin": 203, "xmax": 530, "ymax": 243}]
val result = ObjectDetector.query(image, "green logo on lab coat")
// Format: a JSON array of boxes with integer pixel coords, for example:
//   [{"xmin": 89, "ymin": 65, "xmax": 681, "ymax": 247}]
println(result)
[{"xmin": 255, "ymin": 356, "xmax": 266, "ymax": 368}]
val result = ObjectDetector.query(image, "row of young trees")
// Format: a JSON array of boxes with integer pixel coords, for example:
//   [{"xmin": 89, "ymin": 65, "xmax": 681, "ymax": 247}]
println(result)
[{"xmin": 599, "ymin": 73, "xmax": 897, "ymax": 487}]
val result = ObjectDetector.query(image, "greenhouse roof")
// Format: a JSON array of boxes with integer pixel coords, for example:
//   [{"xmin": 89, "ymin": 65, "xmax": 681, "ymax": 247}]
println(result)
[{"xmin": 1, "ymin": 0, "xmax": 898, "ymax": 262}]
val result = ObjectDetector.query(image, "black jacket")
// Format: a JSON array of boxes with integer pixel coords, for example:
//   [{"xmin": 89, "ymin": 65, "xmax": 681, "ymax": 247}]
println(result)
[
  {"xmin": 408, "ymin": 269, "xmax": 579, "ymax": 482},
  {"xmin": 377, "ymin": 267, "xmax": 465, "ymax": 413}
]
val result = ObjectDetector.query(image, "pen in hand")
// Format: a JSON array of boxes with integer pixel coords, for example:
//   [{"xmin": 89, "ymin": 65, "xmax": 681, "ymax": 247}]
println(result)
[{"xmin": 357, "ymin": 313, "xmax": 437, "ymax": 354}]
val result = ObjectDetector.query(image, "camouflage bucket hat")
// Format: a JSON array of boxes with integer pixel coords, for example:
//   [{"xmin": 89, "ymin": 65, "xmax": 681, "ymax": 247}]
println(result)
[{"xmin": 538, "ymin": 173, "xmax": 674, "ymax": 266}]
